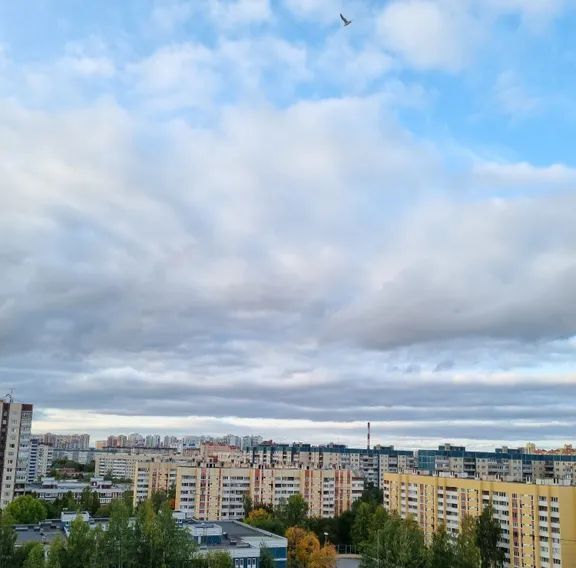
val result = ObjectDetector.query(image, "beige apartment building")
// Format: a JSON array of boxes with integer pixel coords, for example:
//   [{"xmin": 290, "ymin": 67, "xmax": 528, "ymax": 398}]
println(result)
[
  {"xmin": 0, "ymin": 399, "xmax": 33, "ymax": 508},
  {"xmin": 383, "ymin": 472, "xmax": 576, "ymax": 568},
  {"xmin": 134, "ymin": 463, "xmax": 364, "ymax": 520}
]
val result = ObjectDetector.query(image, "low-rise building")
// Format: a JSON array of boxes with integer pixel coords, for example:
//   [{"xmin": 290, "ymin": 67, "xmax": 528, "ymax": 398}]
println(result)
[
  {"xmin": 12, "ymin": 513, "xmax": 287, "ymax": 568},
  {"xmin": 26, "ymin": 476, "xmax": 129, "ymax": 504},
  {"xmin": 383, "ymin": 472, "xmax": 576, "ymax": 568}
]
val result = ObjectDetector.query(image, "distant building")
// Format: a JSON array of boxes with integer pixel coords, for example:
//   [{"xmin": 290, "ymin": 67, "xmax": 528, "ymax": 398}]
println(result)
[
  {"xmin": 0, "ymin": 399, "xmax": 33, "ymax": 508},
  {"xmin": 36, "ymin": 433, "xmax": 90, "ymax": 451},
  {"xmin": 27, "ymin": 438, "xmax": 54, "ymax": 482},
  {"xmin": 244, "ymin": 443, "xmax": 414, "ymax": 486},
  {"xmin": 26, "ymin": 476, "xmax": 129, "ymax": 504}
]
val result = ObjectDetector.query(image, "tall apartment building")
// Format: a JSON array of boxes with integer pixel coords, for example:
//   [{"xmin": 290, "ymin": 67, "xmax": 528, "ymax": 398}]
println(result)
[
  {"xmin": 245, "ymin": 443, "xmax": 414, "ymax": 487},
  {"xmin": 27, "ymin": 437, "xmax": 54, "ymax": 482},
  {"xmin": 134, "ymin": 463, "xmax": 364, "ymax": 520},
  {"xmin": 0, "ymin": 399, "xmax": 33, "ymax": 507},
  {"xmin": 383, "ymin": 472, "xmax": 576, "ymax": 568}
]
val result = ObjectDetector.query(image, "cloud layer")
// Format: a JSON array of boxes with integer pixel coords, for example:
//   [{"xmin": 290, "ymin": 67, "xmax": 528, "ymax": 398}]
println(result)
[{"xmin": 0, "ymin": 0, "xmax": 575, "ymax": 448}]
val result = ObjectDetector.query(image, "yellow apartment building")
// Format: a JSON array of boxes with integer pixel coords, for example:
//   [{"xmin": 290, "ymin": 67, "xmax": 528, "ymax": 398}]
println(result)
[
  {"xmin": 134, "ymin": 463, "xmax": 364, "ymax": 520},
  {"xmin": 383, "ymin": 472, "xmax": 576, "ymax": 568}
]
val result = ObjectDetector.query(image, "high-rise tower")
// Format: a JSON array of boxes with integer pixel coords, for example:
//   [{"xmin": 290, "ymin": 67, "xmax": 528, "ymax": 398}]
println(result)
[{"xmin": 0, "ymin": 397, "xmax": 33, "ymax": 507}]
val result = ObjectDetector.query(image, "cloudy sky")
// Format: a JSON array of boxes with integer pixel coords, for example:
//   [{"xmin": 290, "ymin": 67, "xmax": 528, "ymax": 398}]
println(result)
[{"xmin": 1, "ymin": 0, "xmax": 576, "ymax": 449}]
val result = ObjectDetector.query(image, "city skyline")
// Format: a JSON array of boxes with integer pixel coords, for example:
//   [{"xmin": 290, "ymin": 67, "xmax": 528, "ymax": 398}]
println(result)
[{"xmin": 1, "ymin": 1, "xmax": 576, "ymax": 449}]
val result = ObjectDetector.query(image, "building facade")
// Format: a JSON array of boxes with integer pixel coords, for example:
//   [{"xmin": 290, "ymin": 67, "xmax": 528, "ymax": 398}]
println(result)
[
  {"xmin": 134, "ymin": 463, "xmax": 364, "ymax": 520},
  {"xmin": 245, "ymin": 444, "xmax": 414, "ymax": 487},
  {"xmin": 27, "ymin": 476, "xmax": 130, "ymax": 504},
  {"xmin": 417, "ymin": 444, "xmax": 576, "ymax": 483},
  {"xmin": 0, "ymin": 399, "xmax": 33, "ymax": 508},
  {"xmin": 383, "ymin": 472, "xmax": 576, "ymax": 568},
  {"xmin": 27, "ymin": 437, "xmax": 54, "ymax": 482}
]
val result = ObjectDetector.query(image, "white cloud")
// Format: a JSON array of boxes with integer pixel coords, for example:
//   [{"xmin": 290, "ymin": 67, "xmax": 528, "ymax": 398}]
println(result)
[
  {"xmin": 376, "ymin": 0, "xmax": 478, "ymax": 72},
  {"xmin": 494, "ymin": 71, "xmax": 539, "ymax": 117},
  {"xmin": 473, "ymin": 161, "xmax": 576, "ymax": 188},
  {"xmin": 207, "ymin": 0, "xmax": 272, "ymax": 28}
]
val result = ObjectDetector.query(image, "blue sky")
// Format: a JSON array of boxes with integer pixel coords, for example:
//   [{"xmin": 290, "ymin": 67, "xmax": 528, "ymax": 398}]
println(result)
[{"xmin": 1, "ymin": 0, "xmax": 576, "ymax": 449}]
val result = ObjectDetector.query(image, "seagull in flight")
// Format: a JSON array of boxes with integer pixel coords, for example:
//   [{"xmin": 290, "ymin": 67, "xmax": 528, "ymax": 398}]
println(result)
[{"xmin": 340, "ymin": 13, "xmax": 352, "ymax": 26}]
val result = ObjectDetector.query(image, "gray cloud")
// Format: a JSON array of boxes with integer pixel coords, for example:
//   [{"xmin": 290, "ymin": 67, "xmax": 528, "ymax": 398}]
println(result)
[{"xmin": 1, "ymin": 36, "xmax": 575, "ymax": 447}]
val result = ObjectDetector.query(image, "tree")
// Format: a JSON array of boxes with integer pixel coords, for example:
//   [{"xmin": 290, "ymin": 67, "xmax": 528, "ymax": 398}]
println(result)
[
  {"xmin": 243, "ymin": 493, "xmax": 253, "ymax": 518},
  {"xmin": 455, "ymin": 517, "xmax": 481, "ymax": 568},
  {"xmin": 46, "ymin": 536, "xmax": 66, "ymax": 568},
  {"xmin": 5, "ymin": 495, "xmax": 48, "ymax": 524},
  {"xmin": 23, "ymin": 543, "xmax": 46, "ymax": 568},
  {"xmin": 354, "ymin": 484, "xmax": 383, "ymax": 511},
  {"xmin": 279, "ymin": 495, "xmax": 308, "ymax": 529},
  {"xmin": 351, "ymin": 502, "xmax": 373, "ymax": 548},
  {"xmin": 286, "ymin": 526, "xmax": 322, "ymax": 568},
  {"xmin": 63, "ymin": 516, "xmax": 97, "ymax": 568},
  {"xmin": 246, "ymin": 508, "xmax": 285, "ymax": 535},
  {"xmin": 131, "ymin": 501, "xmax": 195, "ymax": 568},
  {"xmin": 429, "ymin": 525, "xmax": 457, "ymax": 568},
  {"xmin": 309, "ymin": 544, "xmax": 336, "ymax": 568},
  {"xmin": 150, "ymin": 491, "xmax": 169, "ymax": 514},
  {"xmin": 259, "ymin": 547, "xmax": 276, "ymax": 568},
  {"xmin": 97, "ymin": 500, "xmax": 135, "ymax": 568},
  {"xmin": 193, "ymin": 551, "xmax": 233, "ymax": 568},
  {"xmin": 361, "ymin": 514, "xmax": 427, "ymax": 568},
  {"xmin": 0, "ymin": 515, "xmax": 17, "ymax": 567},
  {"xmin": 476, "ymin": 507, "xmax": 504, "ymax": 568}
]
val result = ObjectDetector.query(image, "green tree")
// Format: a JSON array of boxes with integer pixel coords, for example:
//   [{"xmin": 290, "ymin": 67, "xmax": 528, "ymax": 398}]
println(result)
[
  {"xmin": 23, "ymin": 543, "xmax": 46, "ymax": 568},
  {"xmin": 476, "ymin": 507, "xmax": 504, "ymax": 568},
  {"xmin": 243, "ymin": 493, "xmax": 253, "ymax": 518},
  {"xmin": 351, "ymin": 502, "xmax": 373, "ymax": 548},
  {"xmin": 97, "ymin": 500, "xmax": 135, "ymax": 568},
  {"xmin": 354, "ymin": 484, "xmax": 383, "ymax": 511},
  {"xmin": 455, "ymin": 517, "xmax": 481, "ymax": 568},
  {"xmin": 429, "ymin": 525, "xmax": 456, "ymax": 568},
  {"xmin": 259, "ymin": 547, "xmax": 276, "ymax": 568},
  {"xmin": 63, "ymin": 516, "xmax": 97, "ymax": 568},
  {"xmin": 332, "ymin": 509, "xmax": 354, "ymax": 546},
  {"xmin": 279, "ymin": 495, "xmax": 309, "ymax": 529},
  {"xmin": 193, "ymin": 551, "xmax": 233, "ymax": 568},
  {"xmin": 361, "ymin": 514, "xmax": 428, "ymax": 568},
  {"xmin": 245, "ymin": 508, "xmax": 286, "ymax": 536},
  {"xmin": 0, "ymin": 515, "xmax": 17, "ymax": 567},
  {"xmin": 150, "ymin": 491, "xmax": 169, "ymax": 514},
  {"xmin": 46, "ymin": 536, "xmax": 65, "ymax": 568},
  {"xmin": 5, "ymin": 495, "xmax": 48, "ymax": 524},
  {"xmin": 132, "ymin": 501, "xmax": 195, "ymax": 568}
]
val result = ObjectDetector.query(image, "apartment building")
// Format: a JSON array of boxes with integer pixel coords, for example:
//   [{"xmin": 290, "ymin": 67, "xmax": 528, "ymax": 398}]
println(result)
[
  {"xmin": 36, "ymin": 433, "xmax": 90, "ymax": 451},
  {"xmin": 95, "ymin": 451, "xmax": 177, "ymax": 479},
  {"xmin": 134, "ymin": 463, "xmax": 364, "ymax": 520},
  {"xmin": 245, "ymin": 444, "xmax": 414, "ymax": 486},
  {"xmin": 383, "ymin": 472, "xmax": 576, "ymax": 568},
  {"xmin": 27, "ymin": 437, "xmax": 54, "ymax": 482},
  {"xmin": 0, "ymin": 399, "xmax": 33, "ymax": 507},
  {"xmin": 417, "ymin": 444, "xmax": 576, "ymax": 483}
]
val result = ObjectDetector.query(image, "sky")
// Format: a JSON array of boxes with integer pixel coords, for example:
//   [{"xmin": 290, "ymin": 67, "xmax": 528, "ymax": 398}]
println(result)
[{"xmin": 1, "ymin": 0, "xmax": 576, "ymax": 450}]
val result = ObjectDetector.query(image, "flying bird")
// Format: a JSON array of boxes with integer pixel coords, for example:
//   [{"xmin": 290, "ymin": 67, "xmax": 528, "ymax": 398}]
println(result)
[{"xmin": 340, "ymin": 13, "xmax": 352, "ymax": 26}]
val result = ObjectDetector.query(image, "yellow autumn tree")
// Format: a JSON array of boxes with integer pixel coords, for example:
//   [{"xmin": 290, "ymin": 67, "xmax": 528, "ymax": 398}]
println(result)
[
  {"xmin": 309, "ymin": 544, "xmax": 336, "ymax": 568},
  {"xmin": 286, "ymin": 526, "xmax": 334, "ymax": 568}
]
